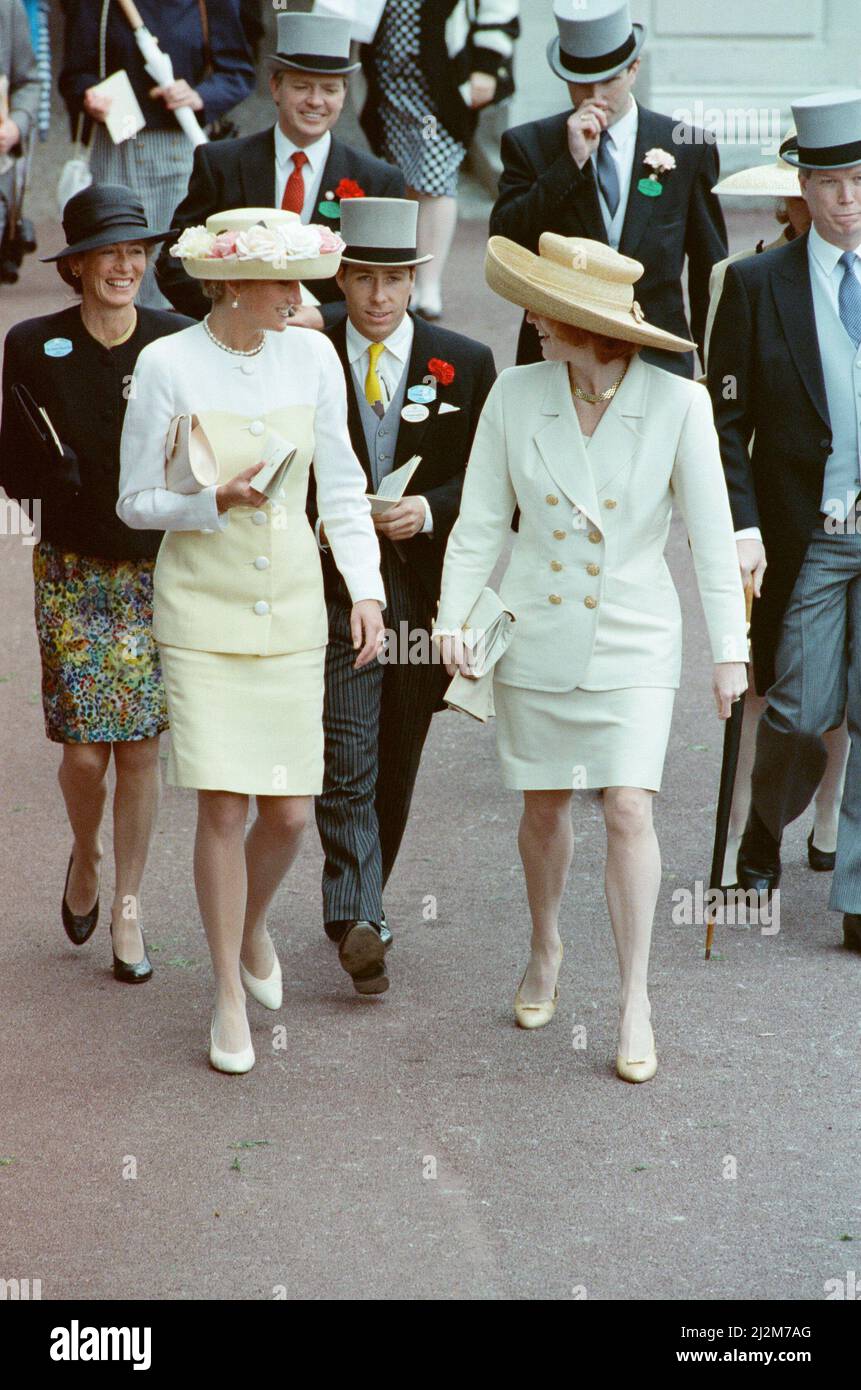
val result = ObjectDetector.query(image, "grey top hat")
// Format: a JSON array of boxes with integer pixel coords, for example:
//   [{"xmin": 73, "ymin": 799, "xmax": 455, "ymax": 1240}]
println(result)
[
  {"xmin": 268, "ymin": 13, "xmax": 360, "ymax": 76},
  {"xmin": 548, "ymin": 0, "xmax": 645, "ymax": 84},
  {"xmin": 339, "ymin": 198, "xmax": 433, "ymax": 267},
  {"xmin": 780, "ymin": 90, "xmax": 861, "ymax": 170}
]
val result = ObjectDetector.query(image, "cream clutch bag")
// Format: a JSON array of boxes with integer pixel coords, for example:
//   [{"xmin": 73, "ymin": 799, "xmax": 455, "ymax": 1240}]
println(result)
[
  {"xmin": 164, "ymin": 414, "xmax": 219, "ymax": 494},
  {"xmin": 443, "ymin": 588, "xmax": 516, "ymax": 723}
]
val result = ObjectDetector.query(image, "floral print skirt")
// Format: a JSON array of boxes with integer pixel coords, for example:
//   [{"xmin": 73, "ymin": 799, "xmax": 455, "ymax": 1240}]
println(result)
[{"xmin": 32, "ymin": 540, "xmax": 169, "ymax": 744}]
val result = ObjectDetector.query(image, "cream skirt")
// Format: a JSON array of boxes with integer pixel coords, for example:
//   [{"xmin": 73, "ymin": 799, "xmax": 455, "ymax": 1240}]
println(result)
[
  {"xmin": 493, "ymin": 682, "xmax": 677, "ymax": 792},
  {"xmin": 159, "ymin": 644, "xmax": 326, "ymax": 795}
]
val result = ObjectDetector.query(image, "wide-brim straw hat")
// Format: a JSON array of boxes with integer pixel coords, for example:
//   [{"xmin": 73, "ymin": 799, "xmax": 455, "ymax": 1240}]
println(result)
[
  {"xmin": 175, "ymin": 208, "xmax": 342, "ymax": 282},
  {"xmin": 486, "ymin": 234, "xmax": 695, "ymax": 354},
  {"xmin": 712, "ymin": 132, "xmax": 801, "ymax": 199}
]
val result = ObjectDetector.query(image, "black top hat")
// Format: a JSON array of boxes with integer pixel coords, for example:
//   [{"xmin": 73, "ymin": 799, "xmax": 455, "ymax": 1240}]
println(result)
[{"xmin": 42, "ymin": 184, "xmax": 176, "ymax": 262}]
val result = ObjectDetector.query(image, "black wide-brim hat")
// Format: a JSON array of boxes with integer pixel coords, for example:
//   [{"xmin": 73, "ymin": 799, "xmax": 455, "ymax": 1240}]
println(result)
[{"xmin": 42, "ymin": 184, "xmax": 176, "ymax": 262}]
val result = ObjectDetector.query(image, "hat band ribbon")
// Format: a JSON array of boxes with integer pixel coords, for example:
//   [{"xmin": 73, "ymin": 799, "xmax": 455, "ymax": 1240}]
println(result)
[
  {"xmin": 789, "ymin": 137, "xmax": 861, "ymax": 167},
  {"xmin": 277, "ymin": 51, "xmax": 352, "ymax": 70},
  {"xmin": 558, "ymin": 31, "xmax": 636, "ymax": 76},
  {"xmin": 343, "ymin": 244, "xmax": 417, "ymax": 262},
  {"xmin": 517, "ymin": 265, "xmax": 633, "ymax": 311},
  {"xmin": 65, "ymin": 209, "xmax": 149, "ymax": 238}
]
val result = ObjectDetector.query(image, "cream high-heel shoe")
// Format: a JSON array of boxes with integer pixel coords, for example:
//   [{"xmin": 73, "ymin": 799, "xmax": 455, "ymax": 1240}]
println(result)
[
  {"xmin": 240, "ymin": 951, "xmax": 283, "ymax": 1011},
  {"xmin": 209, "ymin": 1017, "xmax": 255, "ymax": 1074},
  {"xmin": 616, "ymin": 1022, "xmax": 657, "ymax": 1083},
  {"xmin": 514, "ymin": 942, "xmax": 563, "ymax": 1030}
]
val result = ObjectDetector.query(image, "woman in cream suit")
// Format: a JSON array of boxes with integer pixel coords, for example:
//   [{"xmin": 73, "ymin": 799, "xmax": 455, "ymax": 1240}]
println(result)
[
  {"xmin": 435, "ymin": 235, "xmax": 748, "ymax": 1082},
  {"xmin": 118, "ymin": 209, "xmax": 385, "ymax": 1073}
]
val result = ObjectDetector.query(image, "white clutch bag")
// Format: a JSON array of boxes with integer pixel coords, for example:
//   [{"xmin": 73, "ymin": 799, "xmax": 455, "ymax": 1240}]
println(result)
[
  {"xmin": 443, "ymin": 588, "xmax": 516, "ymax": 723},
  {"xmin": 164, "ymin": 414, "xmax": 219, "ymax": 494}
]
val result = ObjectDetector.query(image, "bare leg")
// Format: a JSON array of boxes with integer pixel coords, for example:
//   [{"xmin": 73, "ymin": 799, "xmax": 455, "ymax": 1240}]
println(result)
[
  {"xmin": 109, "ymin": 737, "xmax": 161, "ymax": 963},
  {"xmin": 240, "ymin": 794, "xmax": 310, "ymax": 978},
  {"xmin": 58, "ymin": 743, "xmax": 111, "ymax": 913},
  {"xmin": 194, "ymin": 790, "xmax": 251, "ymax": 1054},
  {"xmin": 812, "ymin": 718, "xmax": 850, "ymax": 853},
  {"xmin": 516, "ymin": 790, "xmax": 572, "ymax": 1001},
  {"xmin": 410, "ymin": 189, "xmax": 458, "ymax": 312},
  {"xmin": 603, "ymin": 787, "xmax": 660, "ymax": 1060},
  {"xmin": 722, "ymin": 692, "xmax": 766, "ymax": 885}
]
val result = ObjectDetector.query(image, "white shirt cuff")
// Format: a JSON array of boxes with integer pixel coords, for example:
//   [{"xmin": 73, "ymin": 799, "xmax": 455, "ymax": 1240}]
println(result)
[
  {"xmin": 315, "ymin": 517, "xmax": 328, "ymax": 550},
  {"xmin": 420, "ymin": 496, "xmax": 433, "ymax": 535}
]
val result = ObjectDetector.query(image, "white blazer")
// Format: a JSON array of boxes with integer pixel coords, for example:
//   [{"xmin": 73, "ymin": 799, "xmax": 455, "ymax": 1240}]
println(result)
[{"xmin": 434, "ymin": 355, "xmax": 748, "ymax": 693}]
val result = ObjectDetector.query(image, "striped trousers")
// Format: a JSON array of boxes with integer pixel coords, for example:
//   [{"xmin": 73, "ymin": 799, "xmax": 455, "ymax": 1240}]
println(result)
[
  {"xmin": 751, "ymin": 522, "xmax": 861, "ymax": 910},
  {"xmin": 315, "ymin": 551, "xmax": 446, "ymax": 930}
]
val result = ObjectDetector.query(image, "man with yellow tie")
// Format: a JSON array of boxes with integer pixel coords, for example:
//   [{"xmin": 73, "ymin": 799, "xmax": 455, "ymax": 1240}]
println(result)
[
  {"xmin": 310, "ymin": 197, "xmax": 497, "ymax": 994},
  {"xmin": 156, "ymin": 12, "xmax": 405, "ymax": 321}
]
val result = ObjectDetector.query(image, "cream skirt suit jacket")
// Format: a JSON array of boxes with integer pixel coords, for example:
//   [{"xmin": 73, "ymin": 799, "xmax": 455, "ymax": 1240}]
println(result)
[
  {"xmin": 118, "ymin": 322, "xmax": 385, "ymax": 795},
  {"xmin": 435, "ymin": 355, "xmax": 748, "ymax": 791}
]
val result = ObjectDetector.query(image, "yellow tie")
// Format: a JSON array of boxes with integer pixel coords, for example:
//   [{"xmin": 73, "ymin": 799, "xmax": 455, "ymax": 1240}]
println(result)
[{"xmin": 365, "ymin": 341, "xmax": 385, "ymax": 408}]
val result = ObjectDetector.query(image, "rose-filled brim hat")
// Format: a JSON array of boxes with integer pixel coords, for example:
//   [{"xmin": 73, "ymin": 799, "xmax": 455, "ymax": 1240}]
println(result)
[
  {"xmin": 485, "ymin": 234, "xmax": 695, "ymax": 354},
  {"xmin": 169, "ymin": 208, "xmax": 344, "ymax": 281}
]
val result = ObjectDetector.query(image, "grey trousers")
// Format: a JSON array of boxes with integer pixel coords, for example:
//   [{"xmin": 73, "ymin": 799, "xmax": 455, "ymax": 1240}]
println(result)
[{"xmin": 751, "ymin": 523, "xmax": 861, "ymax": 911}]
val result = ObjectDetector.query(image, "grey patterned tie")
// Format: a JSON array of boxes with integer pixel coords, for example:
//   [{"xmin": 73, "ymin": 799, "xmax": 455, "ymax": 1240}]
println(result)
[
  {"xmin": 596, "ymin": 129, "xmax": 620, "ymax": 218},
  {"xmin": 838, "ymin": 251, "xmax": 861, "ymax": 350}
]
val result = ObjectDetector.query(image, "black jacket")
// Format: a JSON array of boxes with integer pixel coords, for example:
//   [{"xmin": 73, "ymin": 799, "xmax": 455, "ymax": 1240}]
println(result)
[
  {"xmin": 155, "ymin": 126, "xmax": 406, "ymax": 321},
  {"xmin": 0, "ymin": 305, "xmax": 193, "ymax": 561},
  {"xmin": 490, "ymin": 104, "xmax": 727, "ymax": 376},
  {"xmin": 706, "ymin": 232, "xmax": 835, "ymax": 693},
  {"xmin": 309, "ymin": 313, "xmax": 497, "ymax": 606}
]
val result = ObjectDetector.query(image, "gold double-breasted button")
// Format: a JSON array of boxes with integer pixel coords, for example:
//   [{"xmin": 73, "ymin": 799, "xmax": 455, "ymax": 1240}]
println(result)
[
  {"xmin": 548, "ymin": 594, "xmax": 562, "ymax": 605},
  {"xmin": 550, "ymin": 560, "xmax": 563, "ymax": 572},
  {"xmin": 588, "ymin": 529, "xmax": 602, "ymax": 544},
  {"xmin": 553, "ymin": 529, "xmax": 566, "ymax": 540},
  {"xmin": 584, "ymin": 596, "xmax": 598, "ymax": 609},
  {"xmin": 546, "ymin": 494, "xmax": 559, "ymax": 506},
  {"xmin": 603, "ymin": 499, "xmax": 617, "ymax": 509},
  {"xmin": 587, "ymin": 563, "xmax": 600, "ymax": 576}
]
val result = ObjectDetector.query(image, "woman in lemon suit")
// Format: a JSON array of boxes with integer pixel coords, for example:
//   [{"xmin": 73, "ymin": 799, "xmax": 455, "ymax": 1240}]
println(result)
[
  {"xmin": 435, "ymin": 235, "xmax": 748, "ymax": 1082},
  {"xmin": 118, "ymin": 209, "xmax": 385, "ymax": 1073}
]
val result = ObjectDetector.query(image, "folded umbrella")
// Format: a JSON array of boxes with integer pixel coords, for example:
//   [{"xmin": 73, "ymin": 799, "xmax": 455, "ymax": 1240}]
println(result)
[{"xmin": 115, "ymin": 0, "xmax": 208, "ymax": 149}]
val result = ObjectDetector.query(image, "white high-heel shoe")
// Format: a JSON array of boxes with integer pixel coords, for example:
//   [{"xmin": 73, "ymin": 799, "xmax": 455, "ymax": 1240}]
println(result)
[
  {"xmin": 616, "ymin": 1022, "xmax": 657, "ymax": 1083},
  {"xmin": 209, "ymin": 1017, "xmax": 255, "ymax": 1074},
  {"xmin": 240, "ymin": 952, "xmax": 283, "ymax": 1011}
]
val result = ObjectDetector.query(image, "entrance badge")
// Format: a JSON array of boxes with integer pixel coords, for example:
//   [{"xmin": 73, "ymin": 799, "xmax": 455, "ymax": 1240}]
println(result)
[
  {"xmin": 407, "ymin": 384, "xmax": 436, "ymax": 405},
  {"xmin": 44, "ymin": 338, "xmax": 73, "ymax": 357},
  {"xmin": 401, "ymin": 403, "xmax": 429, "ymax": 423}
]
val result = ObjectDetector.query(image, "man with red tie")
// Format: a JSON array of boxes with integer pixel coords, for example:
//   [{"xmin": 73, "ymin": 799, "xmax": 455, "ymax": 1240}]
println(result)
[{"xmin": 156, "ymin": 12, "xmax": 406, "ymax": 325}]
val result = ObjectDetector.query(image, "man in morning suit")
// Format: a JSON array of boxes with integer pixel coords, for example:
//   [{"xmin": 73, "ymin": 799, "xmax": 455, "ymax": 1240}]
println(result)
[
  {"xmin": 707, "ymin": 90, "xmax": 861, "ymax": 953},
  {"xmin": 156, "ymin": 12, "xmax": 405, "ymax": 326},
  {"xmin": 310, "ymin": 198, "xmax": 496, "ymax": 995},
  {"xmin": 490, "ymin": 0, "xmax": 726, "ymax": 376}
]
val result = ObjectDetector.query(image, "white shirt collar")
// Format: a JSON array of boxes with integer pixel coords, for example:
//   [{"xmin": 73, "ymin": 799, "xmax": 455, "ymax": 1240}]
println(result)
[
  {"xmin": 809, "ymin": 222, "xmax": 861, "ymax": 276},
  {"xmin": 346, "ymin": 312, "xmax": 415, "ymax": 369},
  {"xmin": 603, "ymin": 98, "xmax": 638, "ymax": 152},
  {"xmin": 273, "ymin": 123, "xmax": 331, "ymax": 176}
]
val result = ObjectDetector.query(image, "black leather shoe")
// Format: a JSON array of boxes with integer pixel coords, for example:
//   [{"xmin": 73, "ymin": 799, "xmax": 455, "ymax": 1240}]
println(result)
[
  {"xmin": 337, "ymin": 920, "xmax": 390, "ymax": 995},
  {"xmin": 737, "ymin": 808, "xmax": 782, "ymax": 894},
  {"xmin": 110, "ymin": 921, "xmax": 153, "ymax": 983},
  {"xmin": 842, "ymin": 914, "xmax": 861, "ymax": 953},
  {"xmin": 807, "ymin": 829, "xmax": 836, "ymax": 872},
  {"xmin": 61, "ymin": 853, "xmax": 100, "ymax": 946}
]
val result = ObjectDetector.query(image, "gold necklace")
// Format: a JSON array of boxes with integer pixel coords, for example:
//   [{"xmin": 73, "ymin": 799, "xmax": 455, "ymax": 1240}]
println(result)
[{"xmin": 570, "ymin": 362, "xmax": 628, "ymax": 404}]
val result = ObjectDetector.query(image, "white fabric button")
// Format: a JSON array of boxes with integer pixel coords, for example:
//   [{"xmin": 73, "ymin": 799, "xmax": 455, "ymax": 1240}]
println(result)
[
  {"xmin": 254, "ymin": 556, "xmax": 269, "ymax": 570},
  {"xmin": 240, "ymin": 362, "xmax": 255, "ymax": 376},
  {"xmin": 253, "ymin": 600, "xmax": 270, "ymax": 616},
  {"xmin": 249, "ymin": 420, "xmax": 265, "ymax": 436},
  {"xmin": 252, "ymin": 511, "xmax": 267, "ymax": 526}
]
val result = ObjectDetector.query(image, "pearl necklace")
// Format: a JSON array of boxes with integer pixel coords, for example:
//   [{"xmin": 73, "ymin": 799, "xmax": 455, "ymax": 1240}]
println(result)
[
  {"xmin": 203, "ymin": 315, "xmax": 265, "ymax": 357},
  {"xmin": 570, "ymin": 362, "xmax": 628, "ymax": 404}
]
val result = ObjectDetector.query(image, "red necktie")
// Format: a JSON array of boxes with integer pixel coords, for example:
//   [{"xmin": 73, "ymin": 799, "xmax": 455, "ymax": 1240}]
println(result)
[{"xmin": 281, "ymin": 151, "xmax": 309, "ymax": 214}]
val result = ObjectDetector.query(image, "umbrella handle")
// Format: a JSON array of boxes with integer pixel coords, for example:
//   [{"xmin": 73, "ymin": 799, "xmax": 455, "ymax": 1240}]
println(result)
[{"xmin": 115, "ymin": 0, "xmax": 145, "ymax": 29}]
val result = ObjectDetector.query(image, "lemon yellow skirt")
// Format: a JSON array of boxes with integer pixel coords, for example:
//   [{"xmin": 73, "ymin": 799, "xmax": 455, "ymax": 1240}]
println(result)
[
  {"xmin": 493, "ymin": 682, "xmax": 677, "ymax": 792},
  {"xmin": 158, "ymin": 644, "xmax": 326, "ymax": 795}
]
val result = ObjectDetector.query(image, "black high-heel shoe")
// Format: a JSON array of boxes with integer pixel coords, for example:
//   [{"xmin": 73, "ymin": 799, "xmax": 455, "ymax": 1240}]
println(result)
[
  {"xmin": 807, "ymin": 829, "xmax": 836, "ymax": 872},
  {"xmin": 110, "ymin": 920, "xmax": 153, "ymax": 984},
  {"xmin": 61, "ymin": 854, "xmax": 100, "ymax": 946}
]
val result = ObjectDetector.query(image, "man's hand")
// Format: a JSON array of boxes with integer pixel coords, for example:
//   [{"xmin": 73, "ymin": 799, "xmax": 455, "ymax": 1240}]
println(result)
[
  {"xmin": 350, "ymin": 599, "xmax": 385, "ymax": 669},
  {"xmin": 0, "ymin": 117, "xmax": 21, "ymax": 154},
  {"xmin": 216, "ymin": 462, "xmax": 266, "ymax": 514},
  {"xmin": 736, "ymin": 538, "xmax": 766, "ymax": 598},
  {"xmin": 282, "ymin": 306, "xmax": 325, "ymax": 331},
  {"xmin": 150, "ymin": 79, "xmax": 204, "ymax": 112},
  {"xmin": 374, "ymin": 496, "xmax": 426, "ymax": 541},
  {"xmin": 470, "ymin": 72, "xmax": 497, "ymax": 110},
  {"xmin": 566, "ymin": 101, "xmax": 610, "ymax": 167},
  {"xmin": 83, "ymin": 88, "xmax": 112, "ymax": 123}
]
